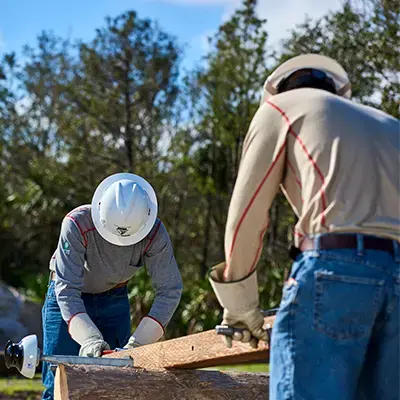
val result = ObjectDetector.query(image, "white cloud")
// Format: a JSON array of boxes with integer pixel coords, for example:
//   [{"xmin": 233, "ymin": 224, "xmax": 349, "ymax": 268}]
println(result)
[
  {"xmin": 190, "ymin": 0, "xmax": 343, "ymax": 68},
  {"xmin": 219, "ymin": 0, "xmax": 343, "ymax": 47},
  {"xmin": 256, "ymin": 0, "xmax": 343, "ymax": 48}
]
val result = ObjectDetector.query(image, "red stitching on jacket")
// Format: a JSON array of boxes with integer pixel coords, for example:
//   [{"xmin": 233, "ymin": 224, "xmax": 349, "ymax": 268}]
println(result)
[
  {"xmin": 82, "ymin": 227, "xmax": 96, "ymax": 237},
  {"xmin": 65, "ymin": 215, "xmax": 88, "ymax": 247},
  {"xmin": 224, "ymin": 140, "xmax": 287, "ymax": 279},
  {"xmin": 248, "ymin": 221, "xmax": 270, "ymax": 275},
  {"xmin": 266, "ymin": 100, "xmax": 328, "ymax": 228},
  {"xmin": 144, "ymin": 220, "xmax": 161, "ymax": 253},
  {"xmin": 65, "ymin": 207, "xmax": 95, "ymax": 248}
]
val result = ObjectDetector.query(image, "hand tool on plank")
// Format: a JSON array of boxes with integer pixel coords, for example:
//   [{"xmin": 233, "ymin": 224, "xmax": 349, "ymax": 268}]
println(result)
[{"xmin": 215, "ymin": 308, "xmax": 278, "ymax": 338}]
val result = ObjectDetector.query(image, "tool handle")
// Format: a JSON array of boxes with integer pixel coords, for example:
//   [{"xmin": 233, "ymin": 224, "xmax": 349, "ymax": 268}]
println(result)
[
  {"xmin": 101, "ymin": 350, "xmax": 115, "ymax": 355},
  {"xmin": 215, "ymin": 308, "xmax": 277, "ymax": 337},
  {"xmin": 215, "ymin": 325, "xmax": 245, "ymax": 337},
  {"xmin": 101, "ymin": 348, "xmax": 127, "ymax": 355}
]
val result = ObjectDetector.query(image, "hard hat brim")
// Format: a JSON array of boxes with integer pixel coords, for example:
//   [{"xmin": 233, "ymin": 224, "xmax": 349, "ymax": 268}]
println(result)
[
  {"xmin": 263, "ymin": 54, "xmax": 351, "ymax": 99},
  {"xmin": 91, "ymin": 173, "xmax": 158, "ymax": 246}
]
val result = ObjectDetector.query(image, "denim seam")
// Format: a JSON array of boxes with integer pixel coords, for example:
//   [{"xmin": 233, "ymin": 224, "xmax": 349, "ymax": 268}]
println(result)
[
  {"xmin": 383, "ymin": 279, "xmax": 398, "ymax": 321},
  {"xmin": 314, "ymin": 271, "xmax": 385, "ymax": 286},
  {"xmin": 316, "ymin": 253, "xmax": 394, "ymax": 273},
  {"xmin": 281, "ymin": 305, "xmax": 295, "ymax": 400},
  {"xmin": 281, "ymin": 285, "xmax": 299, "ymax": 399}
]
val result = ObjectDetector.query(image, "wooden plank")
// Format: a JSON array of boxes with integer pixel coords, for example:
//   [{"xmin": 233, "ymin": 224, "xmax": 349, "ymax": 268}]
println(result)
[
  {"xmin": 104, "ymin": 315, "xmax": 275, "ymax": 370},
  {"xmin": 54, "ymin": 363, "xmax": 269, "ymax": 400}
]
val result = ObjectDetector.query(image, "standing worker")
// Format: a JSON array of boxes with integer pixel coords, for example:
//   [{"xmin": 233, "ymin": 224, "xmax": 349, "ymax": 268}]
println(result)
[
  {"xmin": 209, "ymin": 54, "xmax": 400, "ymax": 400},
  {"xmin": 42, "ymin": 173, "xmax": 183, "ymax": 400}
]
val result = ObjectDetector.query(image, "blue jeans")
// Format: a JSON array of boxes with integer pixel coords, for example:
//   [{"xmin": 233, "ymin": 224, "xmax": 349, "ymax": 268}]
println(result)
[
  {"xmin": 270, "ymin": 236, "xmax": 400, "ymax": 400},
  {"xmin": 41, "ymin": 280, "xmax": 131, "ymax": 400}
]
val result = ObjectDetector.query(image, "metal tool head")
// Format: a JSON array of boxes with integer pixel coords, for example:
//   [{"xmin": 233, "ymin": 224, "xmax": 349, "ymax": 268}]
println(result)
[{"xmin": 5, "ymin": 335, "xmax": 40, "ymax": 379}]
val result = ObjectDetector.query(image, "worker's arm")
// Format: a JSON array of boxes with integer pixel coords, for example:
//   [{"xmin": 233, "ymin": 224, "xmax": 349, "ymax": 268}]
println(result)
[
  {"xmin": 124, "ymin": 220, "xmax": 183, "ymax": 348},
  {"xmin": 54, "ymin": 217, "xmax": 109, "ymax": 356},
  {"xmin": 225, "ymin": 102, "xmax": 286, "ymax": 281},
  {"xmin": 209, "ymin": 102, "xmax": 286, "ymax": 348}
]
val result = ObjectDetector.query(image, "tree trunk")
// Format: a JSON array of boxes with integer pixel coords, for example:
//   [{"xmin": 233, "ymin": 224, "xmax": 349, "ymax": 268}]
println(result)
[{"xmin": 55, "ymin": 364, "xmax": 269, "ymax": 400}]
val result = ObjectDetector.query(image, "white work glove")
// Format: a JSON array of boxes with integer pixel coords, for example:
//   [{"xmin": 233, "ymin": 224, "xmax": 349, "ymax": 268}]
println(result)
[
  {"xmin": 69, "ymin": 313, "xmax": 110, "ymax": 357},
  {"xmin": 124, "ymin": 316, "xmax": 164, "ymax": 349},
  {"xmin": 209, "ymin": 262, "xmax": 268, "ymax": 349}
]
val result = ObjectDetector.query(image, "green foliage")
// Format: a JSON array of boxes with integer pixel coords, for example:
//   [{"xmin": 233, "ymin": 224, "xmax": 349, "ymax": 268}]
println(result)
[
  {"xmin": 0, "ymin": 375, "xmax": 43, "ymax": 397},
  {"xmin": 0, "ymin": 0, "xmax": 398, "ymax": 338}
]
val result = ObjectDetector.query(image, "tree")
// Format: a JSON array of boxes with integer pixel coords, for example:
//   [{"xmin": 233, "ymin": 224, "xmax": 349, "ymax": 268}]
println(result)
[
  {"xmin": 279, "ymin": 0, "xmax": 399, "ymax": 116},
  {"xmin": 68, "ymin": 11, "xmax": 181, "ymax": 176},
  {"xmin": 191, "ymin": 0, "xmax": 272, "ymax": 276}
]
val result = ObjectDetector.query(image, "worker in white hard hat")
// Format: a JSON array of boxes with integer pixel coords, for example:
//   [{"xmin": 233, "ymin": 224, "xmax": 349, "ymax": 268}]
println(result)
[
  {"xmin": 41, "ymin": 173, "xmax": 183, "ymax": 400},
  {"xmin": 209, "ymin": 54, "xmax": 400, "ymax": 400}
]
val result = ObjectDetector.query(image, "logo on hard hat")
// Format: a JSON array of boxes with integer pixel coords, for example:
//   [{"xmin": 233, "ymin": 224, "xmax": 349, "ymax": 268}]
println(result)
[{"xmin": 116, "ymin": 226, "xmax": 130, "ymax": 236}]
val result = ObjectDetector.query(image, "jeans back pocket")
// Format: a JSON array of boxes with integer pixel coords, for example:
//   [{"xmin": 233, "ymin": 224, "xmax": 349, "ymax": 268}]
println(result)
[{"xmin": 314, "ymin": 271, "xmax": 384, "ymax": 340}]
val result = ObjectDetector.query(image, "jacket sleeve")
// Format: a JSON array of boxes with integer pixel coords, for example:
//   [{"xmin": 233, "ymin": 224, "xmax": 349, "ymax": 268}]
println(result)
[
  {"xmin": 143, "ymin": 220, "xmax": 183, "ymax": 328},
  {"xmin": 54, "ymin": 217, "xmax": 87, "ymax": 323},
  {"xmin": 223, "ymin": 102, "xmax": 287, "ymax": 281}
]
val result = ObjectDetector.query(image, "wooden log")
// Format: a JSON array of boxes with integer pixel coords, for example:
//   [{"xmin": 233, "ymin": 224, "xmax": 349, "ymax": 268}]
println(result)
[
  {"xmin": 104, "ymin": 315, "xmax": 275, "ymax": 369},
  {"xmin": 54, "ymin": 364, "xmax": 269, "ymax": 400}
]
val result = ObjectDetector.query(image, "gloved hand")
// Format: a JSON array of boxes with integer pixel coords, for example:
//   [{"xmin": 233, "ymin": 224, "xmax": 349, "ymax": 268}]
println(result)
[
  {"xmin": 79, "ymin": 337, "xmax": 110, "ymax": 357},
  {"xmin": 69, "ymin": 313, "xmax": 110, "ymax": 357},
  {"xmin": 221, "ymin": 308, "xmax": 268, "ymax": 349},
  {"xmin": 124, "ymin": 316, "xmax": 164, "ymax": 349},
  {"xmin": 209, "ymin": 262, "xmax": 268, "ymax": 349}
]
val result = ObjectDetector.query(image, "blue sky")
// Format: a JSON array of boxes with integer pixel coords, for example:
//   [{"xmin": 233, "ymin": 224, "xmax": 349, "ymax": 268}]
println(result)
[{"xmin": 1, "ymin": 0, "xmax": 343, "ymax": 70}]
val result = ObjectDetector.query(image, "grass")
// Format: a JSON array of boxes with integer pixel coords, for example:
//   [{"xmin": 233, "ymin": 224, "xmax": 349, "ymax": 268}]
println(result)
[
  {"xmin": 203, "ymin": 363, "xmax": 269, "ymax": 373},
  {"xmin": 0, "ymin": 374, "xmax": 43, "ymax": 399}
]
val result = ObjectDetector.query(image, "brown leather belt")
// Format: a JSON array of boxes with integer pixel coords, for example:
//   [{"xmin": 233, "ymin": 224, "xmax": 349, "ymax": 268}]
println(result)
[
  {"xmin": 50, "ymin": 271, "xmax": 129, "ymax": 290},
  {"xmin": 299, "ymin": 234, "xmax": 396, "ymax": 256}
]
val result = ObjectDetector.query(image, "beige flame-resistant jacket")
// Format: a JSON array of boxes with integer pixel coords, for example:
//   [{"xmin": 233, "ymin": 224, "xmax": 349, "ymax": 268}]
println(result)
[{"xmin": 224, "ymin": 88, "xmax": 400, "ymax": 281}]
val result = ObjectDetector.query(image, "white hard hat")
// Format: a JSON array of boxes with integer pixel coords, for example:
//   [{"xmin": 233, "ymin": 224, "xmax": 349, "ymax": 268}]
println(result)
[
  {"xmin": 91, "ymin": 173, "xmax": 157, "ymax": 246},
  {"xmin": 261, "ymin": 54, "xmax": 351, "ymax": 103}
]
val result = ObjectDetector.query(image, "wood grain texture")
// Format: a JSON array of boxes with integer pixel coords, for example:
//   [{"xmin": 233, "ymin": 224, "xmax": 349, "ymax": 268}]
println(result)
[
  {"xmin": 104, "ymin": 316, "xmax": 274, "ymax": 369},
  {"xmin": 54, "ymin": 364, "xmax": 269, "ymax": 400}
]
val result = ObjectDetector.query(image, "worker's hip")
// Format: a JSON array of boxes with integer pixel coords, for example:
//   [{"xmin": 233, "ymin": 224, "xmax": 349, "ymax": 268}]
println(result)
[
  {"xmin": 270, "ymin": 241, "xmax": 400, "ymax": 399},
  {"xmin": 41, "ymin": 280, "xmax": 131, "ymax": 399},
  {"xmin": 291, "ymin": 232, "xmax": 400, "ymax": 263},
  {"xmin": 42, "ymin": 281, "xmax": 130, "ymax": 348},
  {"xmin": 49, "ymin": 270, "xmax": 129, "ymax": 294},
  {"xmin": 282, "ymin": 234, "xmax": 400, "ymax": 320}
]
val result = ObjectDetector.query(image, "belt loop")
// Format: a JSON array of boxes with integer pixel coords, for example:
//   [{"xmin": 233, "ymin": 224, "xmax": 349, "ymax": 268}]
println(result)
[
  {"xmin": 312, "ymin": 234, "xmax": 321, "ymax": 258},
  {"xmin": 393, "ymin": 240, "xmax": 400, "ymax": 263},
  {"xmin": 357, "ymin": 234, "xmax": 364, "ymax": 257}
]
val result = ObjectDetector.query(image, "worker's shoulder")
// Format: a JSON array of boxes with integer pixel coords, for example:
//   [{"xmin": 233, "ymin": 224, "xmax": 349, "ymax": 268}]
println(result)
[
  {"xmin": 143, "ymin": 218, "xmax": 172, "ymax": 247},
  {"xmin": 256, "ymin": 89, "xmax": 337, "ymax": 122},
  {"xmin": 267, "ymin": 88, "xmax": 346, "ymax": 114},
  {"xmin": 146, "ymin": 218, "xmax": 169, "ymax": 240},
  {"xmin": 267, "ymin": 89, "xmax": 398, "ymax": 128},
  {"xmin": 62, "ymin": 205, "xmax": 94, "ymax": 233}
]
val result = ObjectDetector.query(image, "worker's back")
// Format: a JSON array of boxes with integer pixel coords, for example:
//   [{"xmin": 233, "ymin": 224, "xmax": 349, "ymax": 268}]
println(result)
[{"xmin": 267, "ymin": 88, "xmax": 400, "ymax": 243}]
